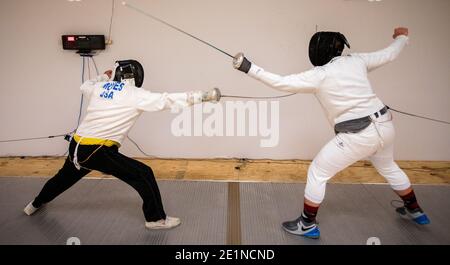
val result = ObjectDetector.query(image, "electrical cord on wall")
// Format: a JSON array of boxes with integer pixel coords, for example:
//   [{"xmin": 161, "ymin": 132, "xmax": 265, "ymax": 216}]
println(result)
[
  {"xmin": 87, "ymin": 56, "xmax": 91, "ymax": 79},
  {"xmin": 60, "ymin": 56, "xmax": 89, "ymax": 156},
  {"xmin": 76, "ymin": 56, "xmax": 86, "ymax": 128},
  {"xmin": 0, "ymin": 134, "xmax": 67, "ymax": 144},
  {"xmin": 126, "ymin": 135, "xmax": 156, "ymax": 158},
  {"xmin": 91, "ymin": 55, "xmax": 99, "ymax": 75},
  {"xmin": 222, "ymin": 93, "xmax": 297, "ymax": 99},
  {"xmin": 107, "ymin": 0, "xmax": 115, "ymax": 44},
  {"xmin": 388, "ymin": 106, "xmax": 450, "ymax": 125}
]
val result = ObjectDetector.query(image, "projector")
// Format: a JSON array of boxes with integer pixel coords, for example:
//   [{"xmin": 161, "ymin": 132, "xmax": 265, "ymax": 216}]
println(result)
[{"xmin": 62, "ymin": 35, "xmax": 105, "ymax": 53}]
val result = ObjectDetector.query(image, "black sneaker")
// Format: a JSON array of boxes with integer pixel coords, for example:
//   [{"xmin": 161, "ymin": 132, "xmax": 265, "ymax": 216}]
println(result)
[
  {"xmin": 396, "ymin": 206, "xmax": 430, "ymax": 225},
  {"xmin": 282, "ymin": 215, "xmax": 320, "ymax": 239}
]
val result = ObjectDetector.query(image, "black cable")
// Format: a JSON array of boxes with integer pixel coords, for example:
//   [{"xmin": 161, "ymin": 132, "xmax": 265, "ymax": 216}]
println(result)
[
  {"xmin": 87, "ymin": 56, "xmax": 91, "ymax": 79},
  {"xmin": 0, "ymin": 134, "xmax": 67, "ymax": 143},
  {"xmin": 390, "ymin": 200, "xmax": 404, "ymax": 209},
  {"xmin": 222, "ymin": 93, "xmax": 297, "ymax": 99},
  {"xmin": 61, "ymin": 56, "xmax": 88, "ymax": 156},
  {"xmin": 123, "ymin": 2, "xmax": 233, "ymax": 58},
  {"xmin": 388, "ymin": 106, "xmax": 450, "ymax": 125},
  {"xmin": 91, "ymin": 56, "xmax": 99, "ymax": 75},
  {"xmin": 122, "ymin": 2, "xmax": 301, "ymax": 100},
  {"xmin": 107, "ymin": 0, "xmax": 115, "ymax": 43},
  {"xmin": 61, "ymin": 56, "xmax": 90, "ymax": 156},
  {"xmin": 127, "ymin": 136, "xmax": 156, "ymax": 158},
  {"xmin": 75, "ymin": 57, "xmax": 86, "ymax": 128}
]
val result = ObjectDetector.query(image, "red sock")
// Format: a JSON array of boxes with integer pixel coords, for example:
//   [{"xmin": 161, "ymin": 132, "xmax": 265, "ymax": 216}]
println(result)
[
  {"xmin": 302, "ymin": 203, "xmax": 319, "ymax": 223},
  {"xmin": 400, "ymin": 190, "xmax": 421, "ymax": 211}
]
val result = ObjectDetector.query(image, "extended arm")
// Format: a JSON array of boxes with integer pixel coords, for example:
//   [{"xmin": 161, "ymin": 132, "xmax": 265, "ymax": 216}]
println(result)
[
  {"xmin": 233, "ymin": 53, "xmax": 324, "ymax": 93},
  {"xmin": 136, "ymin": 88, "xmax": 221, "ymax": 112}
]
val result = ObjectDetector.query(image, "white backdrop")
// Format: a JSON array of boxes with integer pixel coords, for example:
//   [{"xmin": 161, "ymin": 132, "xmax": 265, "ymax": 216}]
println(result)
[{"xmin": 0, "ymin": 0, "xmax": 449, "ymax": 160}]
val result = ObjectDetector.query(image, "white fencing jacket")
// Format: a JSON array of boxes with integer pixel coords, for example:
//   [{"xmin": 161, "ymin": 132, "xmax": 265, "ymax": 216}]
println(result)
[
  {"xmin": 248, "ymin": 35, "xmax": 409, "ymax": 125},
  {"xmin": 76, "ymin": 76, "xmax": 203, "ymax": 145}
]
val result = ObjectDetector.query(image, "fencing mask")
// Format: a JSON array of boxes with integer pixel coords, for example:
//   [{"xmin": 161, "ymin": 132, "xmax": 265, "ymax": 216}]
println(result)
[
  {"xmin": 309, "ymin": 32, "xmax": 350, "ymax": 66},
  {"xmin": 113, "ymin": 60, "xmax": 144, "ymax": 87}
]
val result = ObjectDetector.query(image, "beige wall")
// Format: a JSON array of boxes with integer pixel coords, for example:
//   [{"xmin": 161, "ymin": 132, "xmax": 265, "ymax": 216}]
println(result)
[{"xmin": 0, "ymin": 0, "xmax": 449, "ymax": 160}]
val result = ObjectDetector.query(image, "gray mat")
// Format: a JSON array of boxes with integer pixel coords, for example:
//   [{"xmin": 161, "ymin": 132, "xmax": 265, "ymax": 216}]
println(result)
[
  {"xmin": 0, "ymin": 177, "xmax": 227, "ymax": 245},
  {"xmin": 0, "ymin": 177, "xmax": 449, "ymax": 245},
  {"xmin": 240, "ymin": 183, "xmax": 450, "ymax": 245}
]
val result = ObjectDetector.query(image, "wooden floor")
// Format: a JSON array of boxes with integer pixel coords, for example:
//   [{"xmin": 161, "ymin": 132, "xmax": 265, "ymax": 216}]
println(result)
[{"xmin": 0, "ymin": 157, "xmax": 449, "ymax": 184}]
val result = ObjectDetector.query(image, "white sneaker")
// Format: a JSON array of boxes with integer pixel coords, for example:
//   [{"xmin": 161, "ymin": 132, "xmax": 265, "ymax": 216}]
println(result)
[
  {"xmin": 145, "ymin": 216, "xmax": 181, "ymax": 230},
  {"xmin": 24, "ymin": 201, "xmax": 40, "ymax": 216}
]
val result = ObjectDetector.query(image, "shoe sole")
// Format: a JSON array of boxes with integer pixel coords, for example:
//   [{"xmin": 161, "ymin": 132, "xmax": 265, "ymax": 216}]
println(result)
[
  {"xmin": 145, "ymin": 222, "xmax": 181, "ymax": 230},
  {"xmin": 24, "ymin": 205, "xmax": 40, "ymax": 216},
  {"xmin": 396, "ymin": 208, "xmax": 430, "ymax": 225},
  {"xmin": 282, "ymin": 226, "xmax": 320, "ymax": 239}
]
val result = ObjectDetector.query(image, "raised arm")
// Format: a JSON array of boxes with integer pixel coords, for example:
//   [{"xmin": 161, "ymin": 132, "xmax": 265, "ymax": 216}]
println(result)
[
  {"xmin": 80, "ymin": 70, "xmax": 112, "ymax": 95},
  {"xmin": 233, "ymin": 53, "xmax": 324, "ymax": 93},
  {"xmin": 355, "ymin": 27, "xmax": 409, "ymax": 72}
]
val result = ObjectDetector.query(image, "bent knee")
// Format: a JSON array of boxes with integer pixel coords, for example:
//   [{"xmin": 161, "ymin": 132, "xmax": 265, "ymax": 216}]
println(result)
[{"xmin": 372, "ymin": 160, "xmax": 402, "ymax": 176}]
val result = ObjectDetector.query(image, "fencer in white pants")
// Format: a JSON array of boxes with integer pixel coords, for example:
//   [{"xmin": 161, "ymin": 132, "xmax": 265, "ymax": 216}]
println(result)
[
  {"xmin": 233, "ymin": 27, "xmax": 429, "ymax": 238},
  {"xmin": 305, "ymin": 110, "xmax": 410, "ymax": 204}
]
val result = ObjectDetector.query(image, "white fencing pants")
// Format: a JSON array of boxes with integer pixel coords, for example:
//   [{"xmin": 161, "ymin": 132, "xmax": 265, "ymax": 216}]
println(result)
[{"xmin": 304, "ymin": 111, "xmax": 411, "ymax": 204}]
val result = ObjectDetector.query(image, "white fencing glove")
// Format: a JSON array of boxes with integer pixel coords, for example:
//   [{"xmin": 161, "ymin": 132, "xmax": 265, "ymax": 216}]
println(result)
[{"xmin": 202, "ymin": 88, "xmax": 221, "ymax": 103}]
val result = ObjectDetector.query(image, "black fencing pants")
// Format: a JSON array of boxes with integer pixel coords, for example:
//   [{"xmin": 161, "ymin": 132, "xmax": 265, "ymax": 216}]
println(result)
[{"xmin": 33, "ymin": 140, "xmax": 166, "ymax": 222}]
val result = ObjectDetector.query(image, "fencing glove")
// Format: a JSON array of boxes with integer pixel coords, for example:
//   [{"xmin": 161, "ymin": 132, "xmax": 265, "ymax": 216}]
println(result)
[
  {"xmin": 233, "ymin": 53, "xmax": 252, "ymax": 74},
  {"xmin": 202, "ymin": 88, "xmax": 221, "ymax": 103}
]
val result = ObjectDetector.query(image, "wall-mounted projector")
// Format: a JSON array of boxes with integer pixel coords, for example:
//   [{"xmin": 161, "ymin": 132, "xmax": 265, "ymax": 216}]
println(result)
[{"xmin": 62, "ymin": 35, "xmax": 105, "ymax": 54}]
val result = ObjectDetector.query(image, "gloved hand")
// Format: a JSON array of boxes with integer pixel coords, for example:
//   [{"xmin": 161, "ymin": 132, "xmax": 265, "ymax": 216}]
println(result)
[
  {"xmin": 393, "ymin": 27, "xmax": 409, "ymax": 39},
  {"xmin": 233, "ymin": 52, "xmax": 252, "ymax": 74},
  {"xmin": 202, "ymin": 88, "xmax": 221, "ymax": 103}
]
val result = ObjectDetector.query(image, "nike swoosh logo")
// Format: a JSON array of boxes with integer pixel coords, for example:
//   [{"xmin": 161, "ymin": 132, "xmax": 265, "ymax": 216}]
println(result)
[{"xmin": 300, "ymin": 222, "xmax": 315, "ymax": 231}]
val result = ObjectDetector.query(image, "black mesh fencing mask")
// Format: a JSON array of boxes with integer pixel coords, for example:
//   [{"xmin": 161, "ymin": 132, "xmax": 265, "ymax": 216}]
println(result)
[
  {"xmin": 309, "ymin": 32, "xmax": 350, "ymax": 66},
  {"xmin": 113, "ymin": 59, "xmax": 144, "ymax": 87}
]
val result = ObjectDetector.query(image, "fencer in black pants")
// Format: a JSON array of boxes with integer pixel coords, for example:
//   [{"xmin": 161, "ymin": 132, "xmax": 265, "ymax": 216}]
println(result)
[
  {"xmin": 23, "ymin": 61, "xmax": 221, "ymax": 229},
  {"xmin": 33, "ymin": 139, "xmax": 166, "ymax": 223}
]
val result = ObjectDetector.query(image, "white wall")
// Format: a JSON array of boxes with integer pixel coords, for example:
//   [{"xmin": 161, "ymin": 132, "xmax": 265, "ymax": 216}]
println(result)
[{"xmin": 0, "ymin": 0, "xmax": 449, "ymax": 160}]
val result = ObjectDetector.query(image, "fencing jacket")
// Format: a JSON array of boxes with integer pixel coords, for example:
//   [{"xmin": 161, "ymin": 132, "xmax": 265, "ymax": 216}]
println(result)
[
  {"xmin": 75, "ymin": 76, "xmax": 203, "ymax": 145},
  {"xmin": 248, "ymin": 35, "xmax": 409, "ymax": 125}
]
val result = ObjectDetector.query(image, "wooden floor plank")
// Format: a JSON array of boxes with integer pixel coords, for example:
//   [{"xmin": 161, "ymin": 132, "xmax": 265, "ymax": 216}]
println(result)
[{"xmin": 0, "ymin": 157, "xmax": 448, "ymax": 184}]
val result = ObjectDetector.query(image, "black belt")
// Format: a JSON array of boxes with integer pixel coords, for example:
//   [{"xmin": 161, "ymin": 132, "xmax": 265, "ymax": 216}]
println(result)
[
  {"xmin": 334, "ymin": 106, "xmax": 389, "ymax": 134},
  {"xmin": 373, "ymin": 106, "xmax": 388, "ymax": 118}
]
